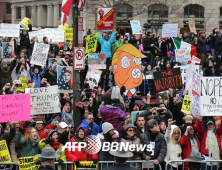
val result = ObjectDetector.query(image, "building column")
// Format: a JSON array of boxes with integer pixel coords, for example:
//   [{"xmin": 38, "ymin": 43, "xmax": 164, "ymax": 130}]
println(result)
[
  {"xmin": 47, "ymin": 4, "xmax": 53, "ymax": 27},
  {"xmin": 21, "ymin": 6, "xmax": 25, "ymax": 19},
  {"xmin": 37, "ymin": 5, "xmax": 42, "ymax": 26},
  {"xmin": 11, "ymin": 6, "xmax": 15, "ymax": 23},
  {"xmin": 53, "ymin": 4, "xmax": 59, "ymax": 26},
  {"xmin": 31, "ymin": 6, "xmax": 37, "ymax": 26}
]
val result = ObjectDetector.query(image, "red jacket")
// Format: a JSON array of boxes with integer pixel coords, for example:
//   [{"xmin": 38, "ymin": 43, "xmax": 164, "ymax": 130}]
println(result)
[
  {"xmin": 180, "ymin": 134, "xmax": 200, "ymax": 170},
  {"xmin": 65, "ymin": 138, "xmax": 99, "ymax": 162},
  {"xmin": 20, "ymin": 122, "xmax": 56, "ymax": 139},
  {"xmin": 194, "ymin": 119, "xmax": 222, "ymax": 154}
]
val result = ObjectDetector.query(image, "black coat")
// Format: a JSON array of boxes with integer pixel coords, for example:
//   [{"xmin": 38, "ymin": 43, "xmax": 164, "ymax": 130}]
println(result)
[
  {"xmin": 38, "ymin": 165, "xmax": 56, "ymax": 170},
  {"xmin": 103, "ymin": 163, "xmax": 137, "ymax": 170},
  {"xmin": 209, "ymin": 28, "xmax": 218, "ymax": 49},
  {"xmin": 216, "ymin": 36, "xmax": 222, "ymax": 53},
  {"xmin": 105, "ymin": 72, "xmax": 115, "ymax": 91},
  {"xmin": 197, "ymin": 37, "xmax": 207, "ymax": 54},
  {"xmin": 142, "ymin": 37, "xmax": 154, "ymax": 51},
  {"xmin": 20, "ymin": 24, "xmax": 32, "ymax": 49}
]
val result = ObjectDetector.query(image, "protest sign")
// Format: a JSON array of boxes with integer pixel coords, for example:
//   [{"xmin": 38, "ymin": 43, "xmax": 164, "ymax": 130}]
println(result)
[
  {"xmin": 96, "ymin": 7, "xmax": 116, "ymax": 31},
  {"xmin": 189, "ymin": 18, "xmax": 197, "ymax": 34},
  {"xmin": 57, "ymin": 67, "xmax": 73, "ymax": 93},
  {"xmin": 2, "ymin": 42, "xmax": 15, "ymax": 61},
  {"xmin": 19, "ymin": 156, "xmax": 39, "ymax": 170},
  {"xmin": 0, "ymin": 93, "xmax": 30, "ymax": 123},
  {"xmin": 48, "ymin": 58, "xmax": 61, "ymax": 68},
  {"xmin": 0, "ymin": 140, "xmax": 11, "ymax": 167},
  {"xmin": 131, "ymin": 111, "xmax": 143, "ymax": 125},
  {"xmin": 58, "ymin": 23, "xmax": 69, "ymax": 29},
  {"xmin": 174, "ymin": 65, "xmax": 199, "ymax": 84},
  {"xmin": 28, "ymin": 31, "xmax": 38, "ymax": 41},
  {"xmin": 153, "ymin": 68, "xmax": 182, "ymax": 92},
  {"xmin": 88, "ymin": 53, "xmax": 106, "ymax": 69},
  {"xmin": 130, "ymin": 20, "xmax": 142, "ymax": 34},
  {"xmin": 136, "ymin": 78, "xmax": 156, "ymax": 96},
  {"xmin": 165, "ymin": 20, "xmax": 182, "ymax": 28},
  {"xmin": 25, "ymin": 85, "xmax": 60, "ymax": 115},
  {"xmin": 185, "ymin": 62, "xmax": 196, "ymax": 91},
  {"xmin": 85, "ymin": 33, "xmax": 98, "ymax": 53},
  {"xmin": 19, "ymin": 17, "xmax": 31, "ymax": 28},
  {"xmin": 45, "ymin": 28, "xmax": 64, "ymax": 42},
  {"xmin": 0, "ymin": 23, "xmax": 20, "ymax": 37},
  {"xmin": 17, "ymin": 77, "xmax": 28, "ymax": 93},
  {"xmin": 181, "ymin": 95, "xmax": 191, "ymax": 114},
  {"xmin": 31, "ymin": 42, "xmax": 49, "ymax": 66},
  {"xmin": 85, "ymin": 67, "xmax": 102, "ymax": 88},
  {"xmin": 162, "ymin": 24, "xmax": 178, "ymax": 38},
  {"xmin": 200, "ymin": 77, "xmax": 222, "ymax": 116},
  {"xmin": 75, "ymin": 161, "xmax": 98, "ymax": 170},
  {"xmin": 175, "ymin": 49, "xmax": 191, "ymax": 62},
  {"xmin": 65, "ymin": 28, "xmax": 73, "ymax": 43}
]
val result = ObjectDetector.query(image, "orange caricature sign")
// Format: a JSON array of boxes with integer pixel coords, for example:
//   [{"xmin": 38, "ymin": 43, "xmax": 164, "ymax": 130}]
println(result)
[{"xmin": 111, "ymin": 44, "xmax": 146, "ymax": 90}]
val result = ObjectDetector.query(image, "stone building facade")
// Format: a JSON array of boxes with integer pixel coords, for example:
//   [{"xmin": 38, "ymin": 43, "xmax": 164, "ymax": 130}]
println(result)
[{"xmin": 0, "ymin": 1, "xmax": 12, "ymax": 24}]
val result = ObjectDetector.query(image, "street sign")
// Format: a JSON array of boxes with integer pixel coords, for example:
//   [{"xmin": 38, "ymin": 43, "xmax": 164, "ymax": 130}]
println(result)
[
  {"xmin": 78, "ymin": 17, "xmax": 83, "ymax": 47},
  {"xmin": 74, "ymin": 47, "xmax": 85, "ymax": 70}
]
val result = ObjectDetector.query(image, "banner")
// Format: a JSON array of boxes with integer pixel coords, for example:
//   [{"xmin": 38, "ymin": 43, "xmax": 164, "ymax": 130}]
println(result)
[
  {"xmin": 19, "ymin": 156, "xmax": 39, "ymax": 170},
  {"xmin": 88, "ymin": 53, "xmax": 106, "ymax": 69},
  {"xmin": 65, "ymin": 28, "xmax": 73, "ymax": 42},
  {"xmin": 0, "ymin": 140, "xmax": 11, "ymax": 167},
  {"xmin": 25, "ymin": 85, "xmax": 60, "ymax": 115},
  {"xmin": 181, "ymin": 95, "xmax": 191, "ymax": 114},
  {"xmin": 85, "ymin": 67, "xmax": 102, "ymax": 88},
  {"xmin": 2, "ymin": 42, "xmax": 15, "ymax": 61},
  {"xmin": 85, "ymin": 33, "xmax": 98, "ymax": 53},
  {"xmin": 17, "ymin": 77, "xmax": 28, "ymax": 93},
  {"xmin": 0, "ymin": 23, "xmax": 20, "ymax": 37},
  {"xmin": 189, "ymin": 18, "xmax": 197, "ymax": 34},
  {"xmin": 57, "ymin": 67, "xmax": 73, "ymax": 93},
  {"xmin": 130, "ymin": 20, "xmax": 142, "ymax": 34},
  {"xmin": 136, "ymin": 78, "xmax": 156, "ymax": 96},
  {"xmin": 31, "ymin": 42, "xmax": 49, "ymax": 66},
  {"xmin": 200, "ymin": 77, "xmax": 222, "ymax": 116},
  {"xmin": 19, "ymin": 17, "xmax": 31, "ymax": 28},
  {"xmin": 0, "ymin": 94, "xmax": 30, "ymax": 123},
  {"xmin": 162, "ymin": 24, "xmax": 178, "ymax": 38},
  {"xmin": 175, "ymin": 49, "xmax": 191, "ymax": 62},
  {"xmin": 153, "ymin": 68, "xmax": 182, "ymax": 92},
  {"xmin": 75, "ymin": 161, "xmax": 98, "ymax": 170},
  {"xmin": 185, "ymin": 62, "xmax": 196, "ymax": 91},
  {"xmin": 45, "ymin": 28, "xmax": 64, "ymax": 42},
  {"xmin": 96, "ymin": 7, "xmax": 116, "ymax": 31}
]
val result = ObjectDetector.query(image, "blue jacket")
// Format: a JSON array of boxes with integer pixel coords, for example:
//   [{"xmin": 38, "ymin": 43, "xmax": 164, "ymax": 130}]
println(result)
[
  {"xmin": 29, "ymin": 66, "xmax": 47, "ymax": 88},
  {"xmin": 97, "ymin": 32, "xmax": 116, "ymax": 58},
  {"xmin": 79, "ymin": 119, "xmax": 100, "ymax": 136}
]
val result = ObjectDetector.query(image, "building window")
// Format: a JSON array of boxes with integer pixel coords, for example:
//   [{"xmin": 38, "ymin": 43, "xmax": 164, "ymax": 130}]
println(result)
[
  {"xmin": 26, "ymin": 6, "xmax": 31, "ymax": 18},
  {"xmin": 117, "ymin": 4, "xmax": 133, "ymax": 17},
  {"xmin": 184, "ymin": 4, "xmax": 204, "ymax": 18},
  {"xmin": 148, "ymin": 4, "xmax": 168, "ymax": 18},
  {"xmin": 59, "ymin": 4, "xmax": 62, "ymax": 18},
  {"xmin": 220, "ymin": 7, "xmax": 222, "ymax": 18},
  {"xmin": 16, "ymin": 7, "xmax": 21, "ymax": 19},
  {"xmin": 6, "ymin": 3, "xmax": 11, "ymax": 14}
]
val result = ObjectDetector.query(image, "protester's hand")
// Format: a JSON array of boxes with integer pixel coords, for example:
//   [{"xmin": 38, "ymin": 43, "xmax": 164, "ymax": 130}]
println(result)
[
  {"xmin": 151, "ymin": 44, "xmax": 154, "ymax": 47},
  {"xmin": 91, "ymin": 93, "xmax": 95, "ymax": 98},
  {"xmin": 185, "ymin": 126, "xmax": 192, "ymax": 135},
  {"xmin": 101, "ymin": 89, "xmax": 105, "ymax": 95},
  {"xmin": 58, "ymin": 102, "xmax": 61, "ymax": 108},
  {"xmin": 219, "ymin": 55, "xmax": 221, "ymax": 59},
  {"xmin": 31, "ymin": 64, "xmax": 34, "ymax": 67},
  {"xmin": 142, "ymin": 98, "xmax": 147, "ymax": 103},
  {"xmin": 58, "ymin": 159, "xmax": 64, "ymax": 165},
  {"xmin": 19, "ymin": 127, "xmax": 24, "ymax": 133},
  {"xmin": 14, "ymin": 161, "xmax": 18, "ymax": 165},
  {"xmin": 154, "ymin": 159, "xmax": 159, "ymax": 165},
  {"xmin": 206, "ymin": 35, "xmax": 209, "ymax": 39},
  {"xmin": 169, "ymin": 88, "xmax": 173, "ymax": 97},
  {"xmin": 81, "ymin": 89, "xmax": 86, "ymax": 96},
  {"xmin": 63, "ymin": 93, "xmax": 70, "ymax": 99},
  {"xmin": 75, "ymin": 160, "xmax": 80, "ymax": 166},
  {"xmin": 147, "ymin": 91, "xmax": 151, "ymax": 98},
  {"xmin": 209, "ymin": 60, "xmax": 213, "ymax": 67},
  {"xmin": 145, "ymin": 156, "xmax": 151, "ymax": 161},
  {"xmin": 44, "ymin": 137, "xmax": 55, "ymax": 144},
  {"xmin": 7, "ymin": 60, "xmax": 11, "ymax": 64},
  {"xmin": 44, "ymin": 63, "xmax": 46, "ymax": 67},
  {"xmin": 183, "ymin": 89, "xmax": 188, "ymax": 96},
  {"xmin": 0, "ymin": 56, "xmax": 3, "ymax": 61},
  {"xmin": 162, "ymin": 107, "xmax": 167, "ymax": 113},
  {"xmin": 8, "ymin": 119, "xmax": 14, "ymax": 127},
  {"xmin": 93, "ymin": 159, "xmax": 98, "ymax": 164},
  {"xmin": 168, "ymin": 118, "xmax": 175, "ymax": 129},
  {"xmin": 98, "ymin": 87, "xmax": 102, "ymax": 94}
]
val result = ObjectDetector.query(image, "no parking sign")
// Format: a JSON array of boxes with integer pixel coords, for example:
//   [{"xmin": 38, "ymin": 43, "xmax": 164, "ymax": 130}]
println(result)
[{"xmin": 74, "ymin": 47, "xmax": 85, "ymax": 70}]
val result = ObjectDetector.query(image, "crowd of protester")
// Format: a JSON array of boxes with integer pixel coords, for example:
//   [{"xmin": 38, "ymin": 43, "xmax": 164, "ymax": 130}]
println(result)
[{"xmin": 1, "ymin": 23, "xmax": 222, "ymax": 170}]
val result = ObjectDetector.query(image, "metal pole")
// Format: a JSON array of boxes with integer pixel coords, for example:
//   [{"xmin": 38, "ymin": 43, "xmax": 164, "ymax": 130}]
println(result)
[{"xmin": 72, "ymin": 3, "xmax": 81, "ymax": 128}]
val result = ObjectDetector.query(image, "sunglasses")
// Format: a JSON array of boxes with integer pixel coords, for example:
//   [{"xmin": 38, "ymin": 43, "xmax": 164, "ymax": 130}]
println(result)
[
  {"xmin": 112, "ymin": 138, "xmax": 118, "ymax": 140},
  {"xmin": 173, "ymin": 132, "xmax": 180, "ymax": 135},
  {"xmin": 128, "ymin": 129, "xmax": 135, "ymax": 132}
]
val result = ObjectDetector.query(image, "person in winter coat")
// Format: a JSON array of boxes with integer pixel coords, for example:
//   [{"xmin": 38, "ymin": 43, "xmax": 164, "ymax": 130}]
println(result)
[
  {"xmin": 105, "ymin": 66, "xmax": 115, "ymax": 91},
  {"xmin": 209, "ymin": 28, "xmax": 219, "ymax": 60},
  {"xmin": 15, "ymin": 61, "xmax": 31, "ymax": 80},
  {"xmin": 140, "ymin": 119, "xmax": 167, "ymax": 170},
  {"xmin": 56, "ymin": 122, "xmax": 71, "ymax": 146},
  {"xmin": 180, "ymin": 124, "xmax": 200, "ymax": 170},
  {"xmin": 121, "ymin": 124, "xmax": 142, "ymax": 170},
  {"xmin": 185, "ymin": 32, "xmax": 198, "ymax": 46},
  {"xmin": 65, "ymin": 127, "xmax": 99, "ymax": 165},
  {"xmin": 20, "ymin": 24, "xmax": 32, "ymax": 58},
  {"xmin": 164, "ymin": 119, "xmax": 182, "ymax": 170},
  {"xmin": 0, "ymin": 59, "xmax": 16, "ymax": 89},
  {"xmin": 159, "ymin": 37, "xmax": 172, "ymax": 59},
  {"xmin": 29, "ymin": 64, "xmax": 47, "ymax": 88},
  {"xmin": 97, "ymin": 31, "xmax": 116, "ymax": 69},
  {"xmin": 58, "ymin": 100, "xmax": 74, "ymax": 128},
  {"xmin": 114, "ymin": 34, "xmax": 124, "ymax": 53},
  {"xmin": 38, "ymin": 130, "xmax": 67, "ymax": 169},
  {"xmin": 15, "ymin": 127, "xmax": 40, "ymax": 157},
  {"xmin": 216, "ymin": 32, "xmax": 222, "ymax": 58},
  {"xmin": 198, "ymin": 31, "xmax": 207, "ymax": 65},
  {"xmin": 79, "ymin": 112, "xmax": 100, "ymax": 136},
  {"xmin": 99, "ymin": 92, "xmax": 126, "ymax": 137},
  {"xmin": 203, "ymin": 58, "xmax": 215, "ymax": 76}
]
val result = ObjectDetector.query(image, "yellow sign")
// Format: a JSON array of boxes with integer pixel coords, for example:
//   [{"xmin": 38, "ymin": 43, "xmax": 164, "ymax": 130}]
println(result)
[
  {"xmin": 74, "ymin": 161, "xmax": 98, "ymax": 170},
  {"xmin": 19, "ymin": 17, "xmax": 31, "ymax": 28},
  {"xmin": 188, "ymin": 18, "xmax": 197, "ymax": 34},
  {"xmin": 181, "ymin": 95, "xmax": 191, "ymax": 114},
  {"xmin": 65, "ymin": 28, "xmax": 73, "ymax": 43},
  {"xmin": 85, "ymin": 33, "xmax": 98, "ymax": 54},
  {"xmin": 17, "ymin": 77, "xmax": 28, "ymax": 92},
  {"xmin": 19, "ymin": 156, "xmax": 39, "ymax": 170},
  {"xmin": 58, "ymin": 23, "xmax": 69, "ymax": 29},
  {"xmin": 0, "ymin": 140, "xmax": 12, "ymax": 168}
]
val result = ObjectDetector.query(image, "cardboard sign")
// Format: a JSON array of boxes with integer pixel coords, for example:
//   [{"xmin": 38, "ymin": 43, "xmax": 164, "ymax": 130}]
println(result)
[
  {"xmin": 88, "ymin": 53, "xmax": 106, "ymax": 69},
  {"xmin": 96, "ymin": 7, "xmax": 116, "ymax": 31},
  {"xmin": 19, "ymin": 17, "xmax": 31, "ymax": 28},
  {"xmin": 0, "ymin": 140, "xmax": 11, "ymax": 164},
  {"xmin": 74, "ymin": 161, "xmax": 98, "ymax": 170},
  {"xmin": 19, "ymin": 156, "xmax": 39, "ymax": 170},
  {"xmin": 25, "ymin": 86, "xmax": 60, "ymax": 115},
  {"xmin": 85, "ymin": 67, "xmax": 102, "ymax": 88},
  {"xmin": 130, "ymin": 20, "xmax": 142, "ymax": 34},
  {"xmin": 181, "ymin": 95, "xmax": 191, "ymax": 114},
  {"xmin": 189, "ymin": 18, "xmax": 197, "ymax": 34},
  {"xmin": 65, "ymin": 28, "xmax": 73, "ymax": 43},
  {"xmin": 0, "ymin": 23, "xmax": 20, "ymax": 37},
  {"xmin": 0, "ymin": 94, "xmax": 30, "ymax": 123},
  {"xmin": 175, "ymin": 49, "xmax": 191, "ymax": 62},
  {"xmin": 78, "ymin": 16, "xmax": 84, "ymax": 46},
  {"xmin": 16, "ymin": 77, "xmax": 28, "ymax": 93},
  {"xmin": 200, "ymin": 77, "xmax": 222, "ymax": 116},
  {"xmin": 74, "ymin": 47, "xmax": 85, "ymax": 70},
  {"xmin": 45, "ymin": 28, "xmax": 64, "ymax": 42},
  {"xmin": 2, "ymin": 42, "xmax": 15, "ymax": 60},
  {"xmin": 57, "ymin": 66, "xmax": 73, "ymax": 93},
  {"xmin": 153, "ymin": 68, "xmax": 182, "ymax": 92},
  {"xmin": 85, "ymin": 33, "xmax": 98, "ymax": 54},
  {"xmin": 165, "ymin": 20, "xmax": 182, "ymax": 28},
  {"xmin": 31, "ymin": 42, "xmax": 50, "ymax": 66},
  {"xmin": 162, "ymin": 24, "xmax": 178, "ymax": 38}
]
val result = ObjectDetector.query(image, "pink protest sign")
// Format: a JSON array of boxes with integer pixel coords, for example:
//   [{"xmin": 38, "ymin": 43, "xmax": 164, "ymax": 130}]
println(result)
[{"xmin": 0, "ymin": 93, "xmax": 31, "ymax": 123}]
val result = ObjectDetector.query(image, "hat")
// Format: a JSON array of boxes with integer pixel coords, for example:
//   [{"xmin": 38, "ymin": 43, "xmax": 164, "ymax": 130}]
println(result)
[
  {"xmin": 125, "ymin": 124, "xmax": 136, "ymax": 131},
  {"xmin": 102, "ymin": 122, "xmax": 114, "ymax": 134},
  {"xmin": 204, "ymin": 119, "xmax": 215, "ymax": 129},
  {"xmin": 167, "ymin": 51, "xmax": 172, "ymax": 55},
  {"xmin": 48, "ymin": 130, "xmax": 57, "ymax": 138},
  {"xmin": 36, "ymin": 146, "xmax": 60, "ymax": 159},
  {"xmin": 59, "ymin": 122, "xmax": 68, "ymax": 128},
  {"xmin": 83, "ymin": 98, "xmax": 89, "ymax": 102},
  {"xmin": 36, "ymin": 121, "xmax": 43, "ymax": 124},
  {"xmin": 102, "ymin": 92, "xmax": 111, "ymax": 105},
  {"xmin": 1, "ymin": 60, "xmax": 7, "ymax": 66},
  {"xmin": 184, "ymin": 151, "xmax": 203, "ymax": 162},
  {"xmin": 65, "ymin": 51, "xmax": 71, "ymax": 55},
  {"xmin": 183, "ymin": 115, "xmax": 194, "ymax": 120},
  {"xmin": 109, "ymin": 142, "xmax": 133, "ymax": 158},
  {"xmin": 75, "ymin": 127, "xmax": 85, "ymax": 139},
  {"xmin": 20, "ymin": 46, "xmax": 26, "ymax": 50},
  {"xmin": 28, "ymin": 80, "xmax": 33, "ymax": 84}
]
